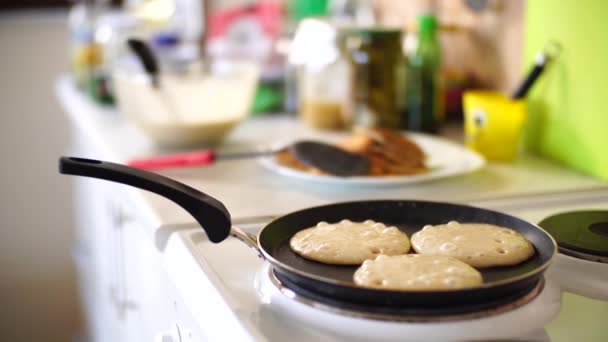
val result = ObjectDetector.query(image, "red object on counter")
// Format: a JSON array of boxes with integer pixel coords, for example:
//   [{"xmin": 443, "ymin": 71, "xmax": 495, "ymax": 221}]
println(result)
[
  {"xmin": 128, "ymin": 150, "xmax": 216, "ymax": 170},
  {"xmin": 208, "ymin": 1, "xmax": 282, "ymax": 39}
]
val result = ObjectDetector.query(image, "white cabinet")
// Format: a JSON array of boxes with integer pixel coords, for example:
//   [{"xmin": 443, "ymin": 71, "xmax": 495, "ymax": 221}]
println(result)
[
  {"xmin": 72, "ymin": 176, "xmax": 209, "ymax": 342},
  {"xmin": 69, "ymin": 129, "xmax": 206, "ymax": 342},
  {"xmin": 72, "ymin": 178, "xmax": 135, "ymax": 341}
]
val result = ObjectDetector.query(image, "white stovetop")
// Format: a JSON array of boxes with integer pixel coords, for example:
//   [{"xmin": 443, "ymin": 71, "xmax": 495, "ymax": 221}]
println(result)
[{"xmin": 163, "ymin": 193, "xmax": 608, "ymax": 342}]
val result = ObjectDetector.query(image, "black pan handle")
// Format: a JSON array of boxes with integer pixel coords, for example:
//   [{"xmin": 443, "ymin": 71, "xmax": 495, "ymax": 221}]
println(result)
[{"xmin": 59, "ymin": 157, "xmax": 231, "ymax": 243}]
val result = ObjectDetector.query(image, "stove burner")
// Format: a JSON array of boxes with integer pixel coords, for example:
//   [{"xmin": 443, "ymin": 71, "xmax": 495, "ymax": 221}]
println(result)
[
  {"xmin": 589, "ymin": 221, "xmax": 608, "ymax": 237},
  {"xmin": 268, "ymin": 268, "xmax": 545, "ymax": 322},
  {"xmin": 539, "ymin": 211, "xmax": 608, "ymax": 263},
  {"xmin": 557, "ymin": 246, "xmax": 608, "ymax": 263}
]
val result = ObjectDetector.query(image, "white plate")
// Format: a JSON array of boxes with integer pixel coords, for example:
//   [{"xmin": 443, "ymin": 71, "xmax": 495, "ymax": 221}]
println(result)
[{"xmin": 258, "ymin": 133, "xmax": 485, "ymax": 186}]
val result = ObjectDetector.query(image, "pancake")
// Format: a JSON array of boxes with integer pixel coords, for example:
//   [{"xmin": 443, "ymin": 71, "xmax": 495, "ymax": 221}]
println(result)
[
  {"xmin": 354, "ymin": 254, "xmax": 483, "ymax": 290},
  {"xmin": 410, "ymin": 221, "xmax": 535, "ymax": 268},
  {"xmin": 289, "ymin": 219, "xmax": 410, "ymax": 265}
]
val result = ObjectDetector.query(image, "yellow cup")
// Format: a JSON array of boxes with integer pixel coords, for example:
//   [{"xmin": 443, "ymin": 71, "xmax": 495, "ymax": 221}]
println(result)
[{"xmin": 463, "ymin": 91, "xmax": 527, "ymax": 162}]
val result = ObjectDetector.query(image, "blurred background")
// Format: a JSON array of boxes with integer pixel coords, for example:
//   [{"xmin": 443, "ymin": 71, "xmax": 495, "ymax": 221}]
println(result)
[
  {"xmin": 0, "ymin": 0, "xmax": 606, "ymax": 341},
  {"xmin": 0, "ymin": 8, "xmax": 81, "ymax": 342}
]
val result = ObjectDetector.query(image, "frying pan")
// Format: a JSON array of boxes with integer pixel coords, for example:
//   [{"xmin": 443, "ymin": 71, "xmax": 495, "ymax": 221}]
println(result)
[{"xmin": 59, "ymin": 157, "xmax": 557, "ymax": 313}]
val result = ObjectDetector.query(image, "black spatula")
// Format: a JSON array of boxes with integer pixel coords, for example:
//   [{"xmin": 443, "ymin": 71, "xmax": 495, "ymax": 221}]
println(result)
[{"xmin": 127, "ymin": 140, "xmax": 371, "ymax": 176}]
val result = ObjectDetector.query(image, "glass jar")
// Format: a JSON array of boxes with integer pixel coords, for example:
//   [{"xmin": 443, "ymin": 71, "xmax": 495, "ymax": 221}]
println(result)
[
  {"xmin": 91, "ymin": 11, "xmax": 138, "ymax": 105},
  {"xmin": 345, "ymin": 28, "xmax": 406, "ymax": 129},
  {"xmin": 68, "ymin": 0, "xmax": 100, "ymax": 90},
  {"xmin": 299, "ymin": 58, "xmax": 350, "ymax": 130},
  {"xmin": 292, "ymin": 19, "xmax": 350, "ymax": 130}
]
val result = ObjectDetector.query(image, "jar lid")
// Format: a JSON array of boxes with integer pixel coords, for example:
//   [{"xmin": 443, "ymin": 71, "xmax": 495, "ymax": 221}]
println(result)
[
  {"xmin": 152, "ymin": 32, "xmax": 180, "ymax": 48},
  {"xmin": 347, "ymin": 27, "xmax": 402, "ymax": 38},
  {"xmin": 538, "ymin": 211, "xmax": 608, "ymax": 262}
]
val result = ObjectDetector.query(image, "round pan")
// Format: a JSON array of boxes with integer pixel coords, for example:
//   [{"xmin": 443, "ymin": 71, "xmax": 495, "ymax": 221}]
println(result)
[
  {"xmin": 59, "ymin": 157, "xmax": 557, "ymax": 312},
  {"xmin": 258, "ymin": 201, "xmax": 555, "ymax": 311}
]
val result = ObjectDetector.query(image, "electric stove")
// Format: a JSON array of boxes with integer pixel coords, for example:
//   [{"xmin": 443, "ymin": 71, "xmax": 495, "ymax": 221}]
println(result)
[{"xmin": 166, "ymin": 198, "xmax": 608, "ymax": 341}]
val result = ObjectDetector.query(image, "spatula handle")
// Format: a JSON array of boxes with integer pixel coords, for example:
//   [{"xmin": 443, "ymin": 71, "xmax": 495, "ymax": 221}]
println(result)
[
  {"xmin": 59, "ymin": 156, "xmax": 231, "ymax": 243},
  {"xmin": 128, "ymin": 150, "xmax": 216, "ymax": 170},
  {"xmin": 127, "ymin": 38, "xmax": 160, "ymax": 88}
]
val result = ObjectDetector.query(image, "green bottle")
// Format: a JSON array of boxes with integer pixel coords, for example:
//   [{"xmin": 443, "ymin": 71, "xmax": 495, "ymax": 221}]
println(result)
[{"xmin": 406, "ymin": 14, "xmax": 443, "ymax": 133}]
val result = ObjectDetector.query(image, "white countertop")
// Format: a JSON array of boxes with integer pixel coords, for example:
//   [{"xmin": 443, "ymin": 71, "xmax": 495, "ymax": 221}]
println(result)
[{"xmin": 55, "ymin": 75, "xmax": 608, "ymax": 230}]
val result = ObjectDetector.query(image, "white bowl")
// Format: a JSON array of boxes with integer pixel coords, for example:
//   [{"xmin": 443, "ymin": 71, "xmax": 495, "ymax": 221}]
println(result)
[{"xmin": 113, "ymin": 60, "xmax": 258, "ymax": 147}]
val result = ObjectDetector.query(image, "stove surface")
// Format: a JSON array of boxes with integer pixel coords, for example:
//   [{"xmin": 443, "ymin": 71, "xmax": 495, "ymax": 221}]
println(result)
[
  {"xmin": 268, "ymin": 268, "xmax": 547, "ymax": 322},
  {"xmin": 256, "ymin": 263, "xmax": 559, "ymax": 341},
  {"xmin": 170, "ymin": 194, "xmax": 608, "ymax": 341}
]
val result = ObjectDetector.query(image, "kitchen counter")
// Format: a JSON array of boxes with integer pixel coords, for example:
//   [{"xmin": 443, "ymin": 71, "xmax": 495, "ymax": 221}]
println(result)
[
  {"xmin": 56, "ymin": 75, "xmax": 608, "ymax": 342},
  {"xmin": 56, "ymin": 76, "xmax": 608, "ymax": 228}
]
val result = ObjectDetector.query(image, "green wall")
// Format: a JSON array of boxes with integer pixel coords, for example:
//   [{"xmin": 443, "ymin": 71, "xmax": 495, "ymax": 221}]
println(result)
[{"xmin": 524, "ymin": 0, "xmax": 608, "ymax": 179}]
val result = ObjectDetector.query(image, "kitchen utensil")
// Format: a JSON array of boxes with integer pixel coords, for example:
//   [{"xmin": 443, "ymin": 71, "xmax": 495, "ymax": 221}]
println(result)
[
  {"xmin": 127, "ymin": 38, "xmax": 160, "ymax": 88},
  {"xmin": 511, "ymin": 41, "xmax": 561, "ymax": 99},
  {"xmin": 125, "ymin": 37, "xmax": 183, "ymax": 125},
  {"xmin": 128, "ymin": 140, "xmax": 371, "ymax": 176},
  {"xmin": 59, "ymin": 156, "xmax": 556, "ymax": 312}
]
